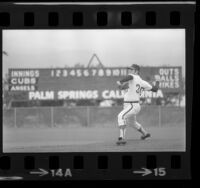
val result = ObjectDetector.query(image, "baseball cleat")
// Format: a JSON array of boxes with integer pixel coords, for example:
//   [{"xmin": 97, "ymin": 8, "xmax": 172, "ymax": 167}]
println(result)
[
  {"xmin": 141, "ymin": 133, "xmax": 151, "ymax": 140},
  {"xmin": 116, "ymin": 137, "xmax": 127, "ymax": 145}
]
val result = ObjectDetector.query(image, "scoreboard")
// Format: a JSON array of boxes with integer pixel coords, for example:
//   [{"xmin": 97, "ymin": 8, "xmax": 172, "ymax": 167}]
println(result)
[{"xmin": 8, "ymin": 67, "xmax": 183, "ymax": 101}]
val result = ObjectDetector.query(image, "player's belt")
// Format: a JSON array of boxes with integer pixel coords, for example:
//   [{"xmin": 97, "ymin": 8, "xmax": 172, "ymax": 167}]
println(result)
[{"xmin": 124, "ymin": 101, "xmax": 139, "ymax": 103}]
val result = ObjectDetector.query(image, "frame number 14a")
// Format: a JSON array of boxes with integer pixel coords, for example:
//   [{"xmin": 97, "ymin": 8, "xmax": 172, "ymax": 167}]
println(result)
[
  {"xmin": 30, "ymin": 168, "xmax": 72, "ymax": 178},
  {"xmin": 51, "ymin": 169, "xmax": 72, "ymax": 177}
]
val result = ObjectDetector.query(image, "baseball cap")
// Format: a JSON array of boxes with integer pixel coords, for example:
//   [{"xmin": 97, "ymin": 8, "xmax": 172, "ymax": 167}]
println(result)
[{"xmin": 127, "ymin": 64, "xmax": 140, "ymax": 71}]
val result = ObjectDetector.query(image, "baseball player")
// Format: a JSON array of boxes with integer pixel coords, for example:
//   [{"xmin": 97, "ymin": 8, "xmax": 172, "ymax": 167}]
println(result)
[{"xmin": 116, "ymin": 64, "xmax": 159, "ymax": 145}]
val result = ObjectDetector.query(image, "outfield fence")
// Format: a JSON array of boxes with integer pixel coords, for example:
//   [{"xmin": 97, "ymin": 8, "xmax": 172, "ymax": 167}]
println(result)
[{"xmin": 3, "ymin": 105, "xmax": 185, "ymax": 128}]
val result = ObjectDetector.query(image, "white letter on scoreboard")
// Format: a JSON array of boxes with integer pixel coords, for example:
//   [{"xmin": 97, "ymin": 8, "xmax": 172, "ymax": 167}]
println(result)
[{"xmin": 29, "ymin": 92, "xmax": 35, "ymax": 100}]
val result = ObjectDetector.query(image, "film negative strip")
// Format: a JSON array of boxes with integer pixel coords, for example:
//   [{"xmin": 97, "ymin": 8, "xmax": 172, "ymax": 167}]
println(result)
[{"xmin": 0, "ymin": 1, "xmax": 196, "ymax": 181}]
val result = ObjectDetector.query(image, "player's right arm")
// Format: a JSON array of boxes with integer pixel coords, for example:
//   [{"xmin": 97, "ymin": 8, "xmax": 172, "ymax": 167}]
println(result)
[
  {"xmin": 116, "ymin": 81, "xmax": 129, "ymax": 90},
  {"xmin": 116, "ymin": 74, "xmax": 133, "ymax": 90},
  {"xmin": 118, "ymin": 75, "xmax": 133, "ymax": 84}
]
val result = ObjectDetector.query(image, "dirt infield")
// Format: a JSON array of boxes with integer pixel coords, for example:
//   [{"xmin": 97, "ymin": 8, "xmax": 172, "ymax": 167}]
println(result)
[{"xmin": 3, "ymin": 126, "xmax": 185, "ymax": 152}]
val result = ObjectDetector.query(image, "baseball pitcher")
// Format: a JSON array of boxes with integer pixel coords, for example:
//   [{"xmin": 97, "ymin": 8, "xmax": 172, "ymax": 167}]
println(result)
[{"xmin": 116, "ymin": 64, "xmax": 159, "ymax": 145}]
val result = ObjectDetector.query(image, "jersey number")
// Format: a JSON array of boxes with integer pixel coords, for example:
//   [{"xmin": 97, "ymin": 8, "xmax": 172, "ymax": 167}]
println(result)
[{"xmin": 136, "ymin": 84, "xmax": 144, "ymax": 95}]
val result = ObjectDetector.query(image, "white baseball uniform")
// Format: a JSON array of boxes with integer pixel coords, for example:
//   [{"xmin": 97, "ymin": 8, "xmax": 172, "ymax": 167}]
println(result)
[{"xmin": 118, "ymin": 74, "xmax": 152, "ymax": 126}]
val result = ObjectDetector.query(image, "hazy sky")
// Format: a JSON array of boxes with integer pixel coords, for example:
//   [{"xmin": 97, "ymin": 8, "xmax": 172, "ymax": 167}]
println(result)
[{"xmin": 3, "ymin": 29, "xmax": 185, "ymax": 77}]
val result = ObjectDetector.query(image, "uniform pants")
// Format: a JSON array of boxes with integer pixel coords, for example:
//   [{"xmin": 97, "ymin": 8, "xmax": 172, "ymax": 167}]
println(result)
[{"xmin": 118, "ymin": 102, "xmax": 141, "ymax": 127}]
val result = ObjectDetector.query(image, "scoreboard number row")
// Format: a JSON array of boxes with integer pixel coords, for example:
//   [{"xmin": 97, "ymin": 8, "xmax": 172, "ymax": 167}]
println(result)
[{"xmin": 50, "ymin": 68, "xmax": 127, "ymax": 77}]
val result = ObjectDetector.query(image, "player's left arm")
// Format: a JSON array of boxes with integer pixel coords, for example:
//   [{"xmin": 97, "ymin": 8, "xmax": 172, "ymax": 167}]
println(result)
[
  {"xmin": 142, "ymin": 80, "xmax": 159, "ymax": 92},
  {"xmin": 150, "ymin": 81, "xmax": 159, "ymax": 92}
]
